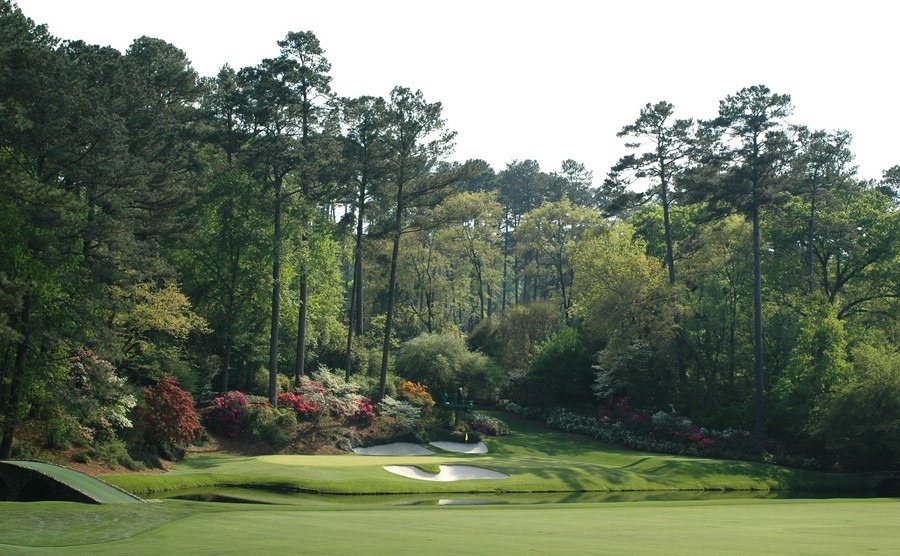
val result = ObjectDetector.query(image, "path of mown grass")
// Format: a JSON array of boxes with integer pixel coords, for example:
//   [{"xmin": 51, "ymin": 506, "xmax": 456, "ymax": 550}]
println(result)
[
  {"xmin": 2, "ymin": 498, "xmax": 899, "ymax": 554},
  {"xmin": 103, "ymin": 412, "xmax": 866, "ymax": 496}
]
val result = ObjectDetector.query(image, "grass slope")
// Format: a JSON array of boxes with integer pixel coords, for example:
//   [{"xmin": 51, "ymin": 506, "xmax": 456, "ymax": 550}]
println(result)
[{"xmin": 104, "ymin": 412, "xmax": 866, "ymax": 496}]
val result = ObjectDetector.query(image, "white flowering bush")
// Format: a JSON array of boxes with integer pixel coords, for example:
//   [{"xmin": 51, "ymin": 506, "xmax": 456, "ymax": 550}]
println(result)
[
  {"xmin": 66, "ymin": 349, "xmax": 137, "ymax": 441},
  {"xmin": 378, "ymin": 396, "xmax": 422, "ymax": 421}
]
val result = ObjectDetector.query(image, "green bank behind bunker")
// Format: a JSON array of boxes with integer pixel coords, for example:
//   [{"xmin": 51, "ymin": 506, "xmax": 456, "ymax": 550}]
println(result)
[{"xmin": 2, "ymin": 414, "xmax": 897, "ymax": 554}]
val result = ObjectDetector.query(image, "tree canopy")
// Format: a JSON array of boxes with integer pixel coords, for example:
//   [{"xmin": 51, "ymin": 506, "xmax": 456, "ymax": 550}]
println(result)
[{"xmin": 3, "ymin": 1, "xmax": 900, "ymax": 471}]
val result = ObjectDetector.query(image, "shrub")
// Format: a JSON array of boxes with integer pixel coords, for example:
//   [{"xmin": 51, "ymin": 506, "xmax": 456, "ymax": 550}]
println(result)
[
  {"xmin": 310, "ymin": 367, "xmax": 362, "ymax": 418},
  {"xmin": 808, "ymin": 342, "xmax": 900, "ymax": 471},
  {"xmin": 378, "ymin": 396, "xmax": 422, "ymax": 421},
  {"xmin": 355, "ymin": 397, "xmax": 376, "ymax": 423},
  {"xmin": 527, "ymin": 327, "xmax": 594, "ymax": 407},
  {"xmin": 90, "ymin": 437, "xmax": 143, "ymax": 470},
  {"xmin": 252, "ymin": 368, "xmax": 292, "ymax": 396},
  {"xmin": 466, "ymin": 317, "xmax": 502, "ymax": 357},
  {"xmin": 351, "ymin": 370, "xmax": 403, "ymax": 400},
  {"xmin": 398, "ymin": 381, "xmax": 436, "ymax": 409},
  {"xmin": 64, "ymin": 349, "xmax": 137, "ymax": 443},
  {"xmin": 396, "ymin": 332, "xmax": 507, "ymax": 400},
  {"xmin": 139, "ymin": 376, "xmax": 204, "ymax": 449},
  {"xmin": 204, "ymin": 390, "xmax": 249, "ymax": 437},
  {"xmin": 277, "ymin": 392, "xmax": 323, "ymax": 421},
  {"xmin": 244, "ymin": 404, "xmax": 289, "ymax": 446},
  {"xmin": 493, "ymin": 301, "xmax": 563, "ymax": 370},
  {"xmin": 395, "ymin": 333, "xmax": 463, "ymax": 395},
  {"xmin": 467, "ymin": 413, "xmax": 509, "ymax": 436},
  {"xmin": 44, "ymin": 414, "xmax": 89, "ymax": 450},
  {"xmin": 459, "ymin": 350, "xmax": 507, "ymax": 402}
]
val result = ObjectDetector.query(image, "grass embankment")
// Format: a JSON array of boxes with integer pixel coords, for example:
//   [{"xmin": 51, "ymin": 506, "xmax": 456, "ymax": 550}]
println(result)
[{"xmin": 104, "ymin": 412, "xmax": 866, "ymax": 496}]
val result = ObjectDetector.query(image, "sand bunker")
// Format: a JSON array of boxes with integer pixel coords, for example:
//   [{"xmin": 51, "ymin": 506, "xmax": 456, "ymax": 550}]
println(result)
[
  {"xmin": 353, "ymin": 442, "xmax": 435, "ymax": 456},
  {"xmin": 384, "ymin": 465, "xmax": 509, "ymax": 482},
  {"xmin": 429, "ymin": 440, "xmax": 489, "ymax": 454}
]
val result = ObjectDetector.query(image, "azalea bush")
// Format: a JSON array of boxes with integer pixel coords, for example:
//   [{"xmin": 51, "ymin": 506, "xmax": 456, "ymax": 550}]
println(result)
[
  {"xmin": 355, "ymin": 396, "xmax": 376, "ymax": 424},
  {"xmin": 277, "ymin": 391, "xmax": 323, "ymax": 421},
  {"xmin": 306, "ymin": 367, "xmax": 374, "ymax": 420},
  {"xmin": 138, "ymin": 376, "xmax": 203, "ymax": 451},
  {"xmin": 398, "ymin": 381, "xmax": 435, "ymax": 410},
  {"xmin": 204, "ymin": 390, "xmax": 249, "ymax": 437}
]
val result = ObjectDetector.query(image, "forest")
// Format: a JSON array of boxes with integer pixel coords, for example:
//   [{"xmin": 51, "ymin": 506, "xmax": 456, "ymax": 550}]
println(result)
[{"xmin": 1, "ymin": 1, "xmax": 899, "ymax": 472}]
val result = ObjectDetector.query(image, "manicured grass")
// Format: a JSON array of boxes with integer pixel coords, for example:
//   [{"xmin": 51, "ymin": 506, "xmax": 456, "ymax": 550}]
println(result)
[
  {"xmin": 0, "ymin": 411, "xmax": 884, "ymax": 553},
  {"xmin": 2, "ymin": 498, "xmax": 899, "ymax": 554},
  {"xmin": 104, "ymin": 411, "xmax": 867, "ymax": 496}
]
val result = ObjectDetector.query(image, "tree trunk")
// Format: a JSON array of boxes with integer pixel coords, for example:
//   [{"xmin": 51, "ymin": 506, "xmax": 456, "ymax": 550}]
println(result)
[
  {"xmin": 268, "ymin": 178, "xmax": 283, "ymax": 406},
  {"xmin": 501, "ymin": 215, "xmax": 509, "ymax": 314},
  {"xmin": 294, "ymin": 96, "xmax": 312, "ymax": 386},
  {"xmin": 222, "ymin": 335, "xmax": 232, "ymax": 393},
  {"xmin": 344, "ymin": 261, "xmax": 358, "ymax": 382},
  {"xmin": 379, "ymin": 225, "xmax": 402, "ymax": 401},
  {"xmin": 486, "ymin": 283, "xmax": 493, "ymax": 319},
  {"xmin": 808, "ymin": 179, "xmax": 817, "ymax": 295},
  {"xmin": 661, "ymin": 186, "xmax": 676, "ymax": 285},
  {"xmin": 294, "ymin": 268, "xmax": 308, "ymax": 384},
  {"xmin": 0, "ymin": 296, "xmax": 32, "ymax": 460},
  {"xmin": 752, "ymin": 203, "xmax": 765, "ymax": 438}
]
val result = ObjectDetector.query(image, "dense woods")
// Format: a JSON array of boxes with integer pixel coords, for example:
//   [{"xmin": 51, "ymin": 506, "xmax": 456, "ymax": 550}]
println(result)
[{"xmin": 2, "ymin": 2, "xmax": 899, "ymax": 471}]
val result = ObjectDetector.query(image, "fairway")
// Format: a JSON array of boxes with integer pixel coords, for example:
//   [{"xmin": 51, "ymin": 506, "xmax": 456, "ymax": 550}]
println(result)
[{"xmin": 2, "ymin": 498, "xmax": 899, "ymax": 554}]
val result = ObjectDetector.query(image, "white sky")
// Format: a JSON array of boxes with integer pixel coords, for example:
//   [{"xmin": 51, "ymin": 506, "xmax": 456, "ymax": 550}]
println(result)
[{"xmin": 14, "ymin": 0, "xmax": 899, "ymax": 181}]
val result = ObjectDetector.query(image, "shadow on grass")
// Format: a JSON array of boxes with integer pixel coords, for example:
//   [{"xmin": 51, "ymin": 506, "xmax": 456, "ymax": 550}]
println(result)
[{"xmin": 483, "ymin": 410, "xmax": 867, "ymax": 493}]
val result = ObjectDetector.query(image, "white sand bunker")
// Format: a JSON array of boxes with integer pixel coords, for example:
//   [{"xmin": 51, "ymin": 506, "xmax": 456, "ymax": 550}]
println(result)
[
  {"xmin": 429, "ymin": 440, "xmax": 488, "ymax": 454},
  {"xmin": 384, "ymin": 465, "xmax": 509, "ymax": 482},
  {"xmin": 353, "ymin": 442, "xmax": 434, "ymax": 456}
]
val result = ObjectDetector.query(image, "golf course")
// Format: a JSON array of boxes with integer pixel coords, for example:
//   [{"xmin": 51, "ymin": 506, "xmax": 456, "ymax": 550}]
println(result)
[{"xmin": 3, "ymin": 413, "xmax": 898, "ymax": 554}]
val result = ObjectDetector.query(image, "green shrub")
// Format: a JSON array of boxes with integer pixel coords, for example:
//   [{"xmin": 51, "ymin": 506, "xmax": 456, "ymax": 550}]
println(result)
[
  {"xmin": 493, "ymin": 301, "xmax": 563, "ymax": 370},
  {"xmin": 252, "ymin": 368, "xmax": 292, "ymax": 396},
  {"xmin": 396, "ymin": 332, "xmax": 507, "ymax": 400},
  {"xmin": 808, "ymin": 342, "xmax": 900, "ymax": 471},
  {"xmin": 90, "ymin": 437, "xmax": 143, "ymax": 470},
  {"xmin": 527, "ymin": 327, "xmax": 595, "ymax": 407},
  {"xmin": 466, "ymin": 318, "xmax": 502, "ymax": 358},
  {"xmin": 351, "ymin": 371, "xmax": 403, "ymax": 400},
  {"xmin": 244, "ymin": 404, "xmax": 288, "ymax": 446},
  {"xmin": 467, "ymin": 412, "xmax": 509, "ymax": 436},
  {"xmin": 44, "ymin": 414, "xmax": 88, "ymax": 450}
]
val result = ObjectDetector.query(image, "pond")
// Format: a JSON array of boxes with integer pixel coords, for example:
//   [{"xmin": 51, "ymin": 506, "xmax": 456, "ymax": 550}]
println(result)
[{"xmin": 154, "ymin": 487, "xmax": 881, "ymax": 507}]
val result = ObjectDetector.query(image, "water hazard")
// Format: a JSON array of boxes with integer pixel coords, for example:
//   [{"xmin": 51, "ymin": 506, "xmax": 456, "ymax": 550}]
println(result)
[{"xmin": 155, "ymin": 487, "xmax": 879, "ymax": 507}]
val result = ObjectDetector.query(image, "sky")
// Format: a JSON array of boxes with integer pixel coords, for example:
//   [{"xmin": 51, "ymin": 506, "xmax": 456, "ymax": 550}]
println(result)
[{"xmin": 14, "ymin": 0, "xmax": 899, "ymax": 181}]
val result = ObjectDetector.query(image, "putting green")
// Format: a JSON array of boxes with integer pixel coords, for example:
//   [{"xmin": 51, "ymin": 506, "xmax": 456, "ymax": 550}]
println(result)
[
  {"xmin": 0, "ymin": 460, "xmax": 143, "ymax": 504},
  {"xmin": 104, "ymin": 411, "xmax": 869, "ymax": 496}
]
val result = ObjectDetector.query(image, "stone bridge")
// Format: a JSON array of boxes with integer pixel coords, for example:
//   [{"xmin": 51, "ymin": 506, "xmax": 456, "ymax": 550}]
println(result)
[
  {"xmin": 857, "ymin": 471, "xmax": 900, "ymax": 496},
  {"xmin": 0, "ymin": 460, "xmax": 143, "ymax": 503}
]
